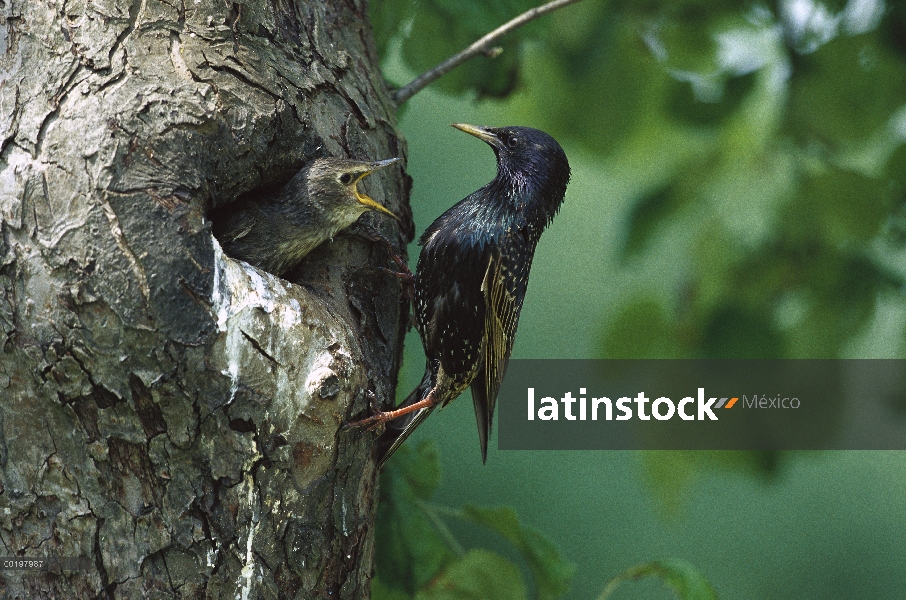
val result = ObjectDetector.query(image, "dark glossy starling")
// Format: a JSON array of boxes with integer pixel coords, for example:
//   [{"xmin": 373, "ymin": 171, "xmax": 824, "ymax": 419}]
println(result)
[
  {"xmin": 356, "ymin": 124, "xmax": 570, "ymax": 465},
  {"xmin": 213, "ymin": 157, "xmax": 399, "ymax": 276}
]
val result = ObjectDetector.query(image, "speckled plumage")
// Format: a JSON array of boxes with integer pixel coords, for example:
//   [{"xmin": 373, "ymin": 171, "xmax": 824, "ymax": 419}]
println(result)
[
  {"xmin": 213, "ymin": 157, "xmax": 399, "ymax": 276},
  {"xmin": 377, "ymin": 124, "xmax": 570, "ymax": 465}
]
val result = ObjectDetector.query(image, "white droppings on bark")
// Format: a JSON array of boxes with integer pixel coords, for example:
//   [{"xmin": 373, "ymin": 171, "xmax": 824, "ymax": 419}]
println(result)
[
  {"xmin": 236, "ymin": 474, "xmax": 261, "ymax": 600},
  {"xmin": 305, "ymin": 352, "xmax": 338, "ymax": 398},
  {"xmin": 212, "ymin": 239, "xmax": 307, "ymax": 401},
  {"xmin": 169, "ymin": 32, "xmax": 193, "ymax": 81},
  {"xmin": 99, "ymin": 194, "xmax": 151, "ymax": 302},
  {"xmin": 0, "ymin": 148, "xmax": 38, "ymax": 228}
]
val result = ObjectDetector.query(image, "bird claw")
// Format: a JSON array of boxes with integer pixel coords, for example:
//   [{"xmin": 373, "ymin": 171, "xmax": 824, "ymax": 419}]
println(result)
[
  {"xmin": 378, "ymin": 266, "xmax": 415, "ymax": 284},
  {"xmin": 351, "ymin": 228, "xmax": 415, "ymax": 281},
  {"xmin": 367, "ymin": 388, "xmax": 381, "ymax": 413},
  {"xmin": 343, "ymin": 390, "xmax": 388, "ymax": 432},
  {"xmin": 361, "ymin": 233, "xmax": 415, "ymax": 305},
  {"xmin": 374, "ymin": 237, "xmax": 414, "ymax": 281},
  {"xmin": 379, "ymin": 263, "xmax": 415, "ymax": 309},
  {"xmin": 344, "ymin": 411, "xmax": 387, "ymax": 431},
  {"xmin": 385, "ymin": 257, "xmax": 414, "ymax": 281}
]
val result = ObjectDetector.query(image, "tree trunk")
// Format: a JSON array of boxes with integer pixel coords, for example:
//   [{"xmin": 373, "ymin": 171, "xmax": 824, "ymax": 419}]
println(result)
[{"xmin": 0, "ymin": 0, "xmax": 409, "ymax": 597}]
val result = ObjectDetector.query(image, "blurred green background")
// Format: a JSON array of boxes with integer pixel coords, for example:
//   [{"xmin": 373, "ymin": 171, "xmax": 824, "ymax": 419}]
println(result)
[{"xmin": 370, "ymin": 0, "xmax": 906, "ymax": 598}]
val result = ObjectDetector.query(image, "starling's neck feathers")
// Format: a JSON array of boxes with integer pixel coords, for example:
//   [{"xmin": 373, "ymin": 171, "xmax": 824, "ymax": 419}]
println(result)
[
  {"xmin": 493, "ymin": 139, "xmax": 570, "ymax": 231},
  {"xmin": 419, "ymin": 154, "xmax": 569, "ymax": 253}
]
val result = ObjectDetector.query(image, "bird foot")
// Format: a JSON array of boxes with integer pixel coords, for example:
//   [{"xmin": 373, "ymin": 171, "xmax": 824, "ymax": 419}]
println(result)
[
  {"xmin": 359, "ymin": 231, "xmax": 416, "ymax": 305},
  {"xmin": 374, "ymin": 236, "xmax": 414, "ymax": 280},
  {"xmin": 343, "ymin": 390, "xmax": 384, "ymax": 431},
  {"xmin": 377, "ymin": 266, "xmax": 415, "ymax": 284},
  {"xmin": 344, "ymin": 392, "xmax": 437, "ymax": 430},
  {"xmin": 351, "ymin": 229, "xmax": 414, "ymax": 280}
]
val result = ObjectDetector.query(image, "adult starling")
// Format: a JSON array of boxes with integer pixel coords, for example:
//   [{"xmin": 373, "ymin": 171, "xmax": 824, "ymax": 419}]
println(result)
[
  {"xmin": 355, "ymin": 124, "xmax": 570, "ymax": 465},
  {"xmin": 213, "ymin": 157, "xmax": 400, "ymax": 276}
]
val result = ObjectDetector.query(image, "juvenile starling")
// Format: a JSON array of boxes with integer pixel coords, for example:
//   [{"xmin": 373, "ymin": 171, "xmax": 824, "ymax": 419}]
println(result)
[
  {"xmin": 213, "ymin": 157, "xmax": 400, "ymax": 276},
  {"xmin": 353, "ymin": 124, "xmax": 570, "ymax": 465}
]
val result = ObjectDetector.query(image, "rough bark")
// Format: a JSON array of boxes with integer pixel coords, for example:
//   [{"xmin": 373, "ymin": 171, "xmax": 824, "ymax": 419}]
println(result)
[{"xmin": 0, "ymin": 0, "xmax": 410, "ymax": 597}]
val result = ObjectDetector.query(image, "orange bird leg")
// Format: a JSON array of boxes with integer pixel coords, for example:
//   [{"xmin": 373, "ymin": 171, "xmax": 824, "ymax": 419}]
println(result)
[{"xmin": 344, "ymin": 387, "xmax": 437, "ymax": 429}]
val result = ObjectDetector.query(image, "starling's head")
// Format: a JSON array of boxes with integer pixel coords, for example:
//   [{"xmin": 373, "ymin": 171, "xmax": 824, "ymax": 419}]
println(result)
[
  {"xmin": 452, "ymin": 124, "xmax": 570, "ymax": 221},
  {"xmin": 308, "ymin": 157, "xmax": 400, "ymax": 223}
]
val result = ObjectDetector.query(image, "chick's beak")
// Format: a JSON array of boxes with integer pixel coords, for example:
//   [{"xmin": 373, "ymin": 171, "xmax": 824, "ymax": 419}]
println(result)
[
  {"xmin": 452, "ymin": 123, "xmax": 501, "ymax": 149},
  {"xmin": 352, "ymin": 157, "xmax": 400, "ymax": 221}
]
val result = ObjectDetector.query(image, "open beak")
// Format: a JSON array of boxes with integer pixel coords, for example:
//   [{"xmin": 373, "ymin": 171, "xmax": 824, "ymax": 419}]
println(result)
[
  {"xmin": 353, "ymin": 157, "xmax": 400, "ymax": 221},
  {"xmin": 452, "ymin": 123, "xmax": 501, "ymax": 149}
]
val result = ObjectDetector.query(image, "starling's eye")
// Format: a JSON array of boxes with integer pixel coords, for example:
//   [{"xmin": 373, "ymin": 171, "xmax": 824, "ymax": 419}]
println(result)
[
  {"xmin": 507, "ymin": 136, "xmax": 519, "ymax": 148},
  {"xmin": 339, "ymin": 173, "xmax": 353, "ymax": 185}
]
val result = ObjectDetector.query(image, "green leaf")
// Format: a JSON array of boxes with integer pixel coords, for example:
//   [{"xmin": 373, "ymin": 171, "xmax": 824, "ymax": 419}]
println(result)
[
  {"xmin": 376, "ymin": 444, "xmax": 571, "ymax": 599},
  {"xmin": 788, "ymin": 31, "xmax": 906, "ymax": 148},
  {"xmin": 622, "ymin": 185, "xmax": 679, "ymax": 258},
  {"xmin": 800, "ymin": 167, "xmax": 892, "ymax": 245},
  {"xmin": 415, "ymin": 549, "xmax": 528, "ymax": 600},
  {"xmin": 460, "ymin": 506, "xmax": 573, "ymax": 600},
  {"xmin": 376, "ymin": 442, "xmax": 454, "ymax": 595},
  {"xmin": 598, "ymin": 559, "xmax": 718, "ymax": 600}
]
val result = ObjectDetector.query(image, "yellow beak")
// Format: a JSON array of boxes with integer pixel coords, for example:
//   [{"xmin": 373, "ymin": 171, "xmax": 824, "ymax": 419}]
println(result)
[
  {"xmin": 452, "ymin": 123, "xmax": 501, "ymax": 148},
  {"xmin": 353, "ymin": 158, "xmax": 400, "ymax": 221}
]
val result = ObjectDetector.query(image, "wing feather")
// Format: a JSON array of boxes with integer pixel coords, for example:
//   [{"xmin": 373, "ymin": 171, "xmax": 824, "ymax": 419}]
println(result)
[{"xmin": 471, "ymin": 253, "xmax": 521, "ymax": 461}]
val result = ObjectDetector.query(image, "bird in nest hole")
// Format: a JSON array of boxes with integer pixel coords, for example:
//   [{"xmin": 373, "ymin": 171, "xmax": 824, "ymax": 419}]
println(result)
[{"xmin": 212, "ymin": 156, "xmax": 401, "ymax": 277}]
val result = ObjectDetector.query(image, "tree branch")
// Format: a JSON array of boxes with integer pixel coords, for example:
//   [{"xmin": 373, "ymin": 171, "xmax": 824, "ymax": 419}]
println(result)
[{"xmin": 392, "ymin": 0, "xmax": 585, "ymax": 105}]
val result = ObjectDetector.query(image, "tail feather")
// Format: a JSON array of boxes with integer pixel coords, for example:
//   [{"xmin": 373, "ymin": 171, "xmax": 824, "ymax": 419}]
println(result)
[
  {"xmin": 470, "ymin": 374, "xmax": 492, "ymax": 464},
  {"xmin": 376, "ymin": 370, "xmax": 435, "ymax": 467}
]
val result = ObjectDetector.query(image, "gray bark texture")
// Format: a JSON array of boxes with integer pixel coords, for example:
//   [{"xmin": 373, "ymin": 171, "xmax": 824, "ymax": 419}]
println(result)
[{"xmin": 0, "ymin": 0, "xmax": 411, "ymax": 597}]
